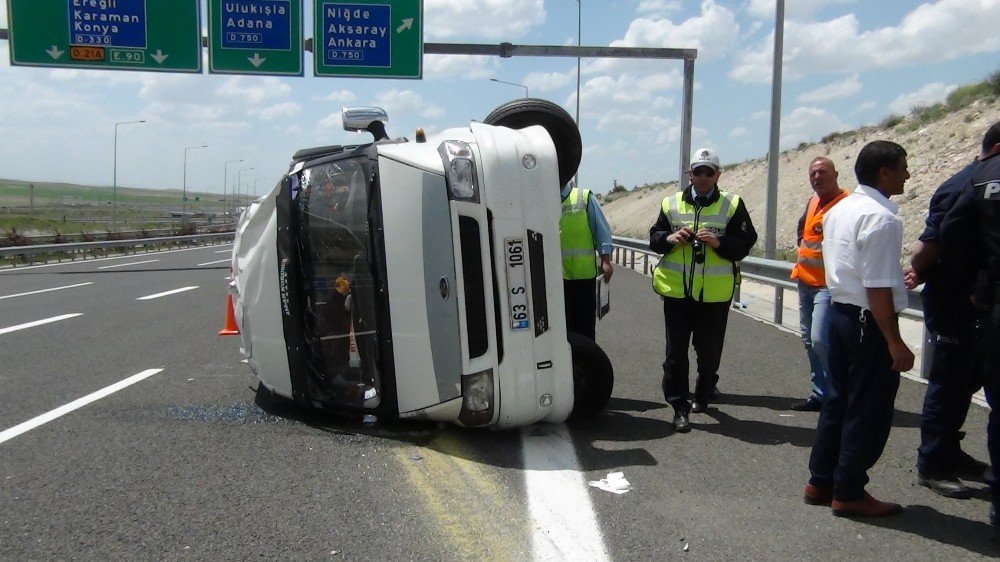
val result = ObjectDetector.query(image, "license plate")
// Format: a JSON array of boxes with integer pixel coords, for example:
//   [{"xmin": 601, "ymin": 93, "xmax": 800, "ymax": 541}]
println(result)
[{"xmin": 504, "ymin": 237, "xmax": 531, "ymax": 331}]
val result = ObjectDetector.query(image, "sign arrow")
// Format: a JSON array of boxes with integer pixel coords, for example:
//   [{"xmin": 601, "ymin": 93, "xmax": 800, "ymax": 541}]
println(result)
[
  {"xmin": 247, "ymin": 53, "xmax": 266, "ymax": 67},
  {"xmin": 151, "ymin": 49, "xmax": 169, "ymax": 64},
  {"xmin": 396, "ymin": 18, "xmax": 413, "ymax": 34},
  {"xmin": 46, "ymin": 45, "xmax": 65, "ymax": 59}
]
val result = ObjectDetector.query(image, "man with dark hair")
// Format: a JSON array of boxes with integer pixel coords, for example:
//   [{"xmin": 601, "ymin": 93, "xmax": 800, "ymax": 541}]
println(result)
[
  {"xmin": 904, "ymin": 122, "xmax": 1000, "ymax": 498},
  {"xmin": 939, "ymin": 120, "xmax": 1000, "ymax": 534},
  {"xmin": 804, "ymin": 140, "xmax": 914, "ymax": 517}
]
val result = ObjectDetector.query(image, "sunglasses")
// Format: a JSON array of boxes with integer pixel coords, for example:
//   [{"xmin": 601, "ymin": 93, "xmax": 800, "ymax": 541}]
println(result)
[{"xmin": 690, "ymin": 166, "xmax": 717, "ymax": 177}]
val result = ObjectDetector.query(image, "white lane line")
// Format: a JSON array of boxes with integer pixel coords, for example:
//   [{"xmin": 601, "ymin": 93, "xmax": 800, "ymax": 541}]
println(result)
[
  {"xmin": 0, "ymin": 368, "xmax": 164, "ymax": 446},
  {"xmin": 197, "ymin": 258, "xmax": 231, "ymax": 267},
  {"xmin": 522, "ymin": 425, "xmax": 611, "ymax": 561},
  {"xmin": 0, "ymin": 282, "xmax": 94, "ymax": 301},
  {"xmin": 136, "ymin": 286, "xmax": 199, "ymax": 300},
  {"xmin": 214, "ymin": 249, "xmax": 231, "ymax": 254},
  {"xmin": 98, "ymin": 259, "xmax": 160, "ymax": 270},
  {"xmin": 0, "ymin": 243, "xmax": 233, "ymax": 273},
  {"xmin": 0, "ymin": 313, "xmax": 83, "ymax": 336}
]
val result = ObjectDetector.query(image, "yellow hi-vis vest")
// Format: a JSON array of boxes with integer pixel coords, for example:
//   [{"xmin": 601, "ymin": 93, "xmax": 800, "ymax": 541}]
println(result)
[
  {"xmin": 653, "ymin": 190, "xmax": 741, "ymax": 302},
  {"xmin": 560, "ymin": 187, "xmax": 599, "ymax": 280}
]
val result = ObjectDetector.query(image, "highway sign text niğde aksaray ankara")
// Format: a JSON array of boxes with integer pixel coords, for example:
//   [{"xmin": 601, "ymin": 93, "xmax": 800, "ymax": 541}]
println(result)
[
  {"xmin": 6, "ymin": 0, "xmax": 202, "ymax": 72},
  {"xmin": 208, "ymin": 0, "xmax": 304, "ymax": 76},
  {"xmin": 314, "ymin": 0, "xmax": 422, "ymax": 78}
]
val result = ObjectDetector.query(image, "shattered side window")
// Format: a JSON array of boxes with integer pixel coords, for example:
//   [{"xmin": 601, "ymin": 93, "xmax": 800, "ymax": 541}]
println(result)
[{"xmin": 295, "ymin": 158, "xmax": 380, "ymax": 409}]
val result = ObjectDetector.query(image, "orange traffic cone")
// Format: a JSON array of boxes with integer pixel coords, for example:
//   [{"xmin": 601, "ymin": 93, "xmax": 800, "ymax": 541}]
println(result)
[{"xmin": 219, "ymin": 293, "xmax": 240, "ymax": 336}]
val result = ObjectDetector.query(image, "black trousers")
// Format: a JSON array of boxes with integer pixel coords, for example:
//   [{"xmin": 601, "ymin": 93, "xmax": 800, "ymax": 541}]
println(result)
[
  {"xmin": 980, "ymin": 306, "xmax": 1000, "ymax": 514},
  {"xmin": 917, "ymin": 288, "xmax": 982, "ymax": 474},
  {"xmin": 661, "ymin": 296, "xmax": 730, "ymax": 412},
  {"xmin": 564, "ymin": 278, "xmax": 597, "ymax": 341},
  {"xmin": 809, "ymin": 302, "xmax": 900, "ymax": 501}
]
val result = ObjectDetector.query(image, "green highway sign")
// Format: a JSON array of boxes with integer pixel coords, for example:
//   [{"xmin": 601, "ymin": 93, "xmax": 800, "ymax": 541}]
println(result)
[
  {"xmin": 208, "ymin": 0, "xmax": 304, "ymax": 76},
  {"xmin": 314, "ymin": 0, "xmax": 422, "ymax": 79},
  {"xmin": 6, "ymin": 0, "xmax": 202, "ymax": 73}
]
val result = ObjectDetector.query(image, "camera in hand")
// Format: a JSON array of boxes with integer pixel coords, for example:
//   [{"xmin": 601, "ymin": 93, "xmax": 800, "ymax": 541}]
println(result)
[{"xmin": 692, "ymin": 238, "xmax": 706, "ymax": 264}]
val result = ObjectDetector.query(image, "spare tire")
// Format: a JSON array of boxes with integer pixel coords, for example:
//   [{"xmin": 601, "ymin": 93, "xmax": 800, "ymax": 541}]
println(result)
[{"xmin": 483, "ymin": 98, "xmax": 582, "ymax": 188}]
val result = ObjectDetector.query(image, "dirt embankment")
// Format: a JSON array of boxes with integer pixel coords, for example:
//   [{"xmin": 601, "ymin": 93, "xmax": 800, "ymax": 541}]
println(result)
[{"xmin": 602, "ymin": 98, "xmax": 999, "ymax": 259}]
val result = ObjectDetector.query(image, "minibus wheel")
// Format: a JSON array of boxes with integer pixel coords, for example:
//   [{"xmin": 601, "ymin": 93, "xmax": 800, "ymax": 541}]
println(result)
[
  {"xmin": 567, "ymin": 332, "xmax": 614, "ymax": 420},
  {"xmin": 483, "ymin": 98, "xmax": 582, "ymax": 188}
]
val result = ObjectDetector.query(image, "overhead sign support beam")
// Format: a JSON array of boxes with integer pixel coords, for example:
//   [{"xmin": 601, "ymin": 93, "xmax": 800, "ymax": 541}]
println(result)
[{"xmin": 423, "ymin": 42, "xmax": 698, "ymax": 193}]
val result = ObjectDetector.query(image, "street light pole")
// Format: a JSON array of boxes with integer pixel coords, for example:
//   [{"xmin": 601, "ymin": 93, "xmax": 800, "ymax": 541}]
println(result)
[
  {"xmin": 489, "ymin": 77, "xmax": 528, "ymax": 98},
  {"xmin": 112, "ymin": 119, "xmax": 145, "ymax": 232},
  {"xmin": 575, "ymin": 0, "xmax": 581, "ymax": 125},
  {"xmin": 182, "ymin": 145, "xmax": 208, "ymax": 226},
  {"xmin": 236, "ymin": 167, "xmax": 254, "ymax": 212},
  {"xmin": 223, "ymin": 159, "xmax": 243, "ymax": 219}
]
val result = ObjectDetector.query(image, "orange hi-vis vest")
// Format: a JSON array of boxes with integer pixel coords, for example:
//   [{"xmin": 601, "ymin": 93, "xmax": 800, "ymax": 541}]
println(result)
[{"xmin": 790, "ymin": 190, "xmax": 847, "ymax": 287}]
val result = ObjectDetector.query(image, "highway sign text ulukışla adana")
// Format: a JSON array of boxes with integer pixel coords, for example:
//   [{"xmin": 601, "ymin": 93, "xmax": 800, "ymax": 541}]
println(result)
[{"xmin": 208, "ymin": 0, "xmax": 304, "ymax": 76}]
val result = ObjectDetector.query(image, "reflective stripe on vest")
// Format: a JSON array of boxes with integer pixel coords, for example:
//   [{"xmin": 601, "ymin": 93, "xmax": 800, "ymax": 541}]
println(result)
[
  {"xmin": 652, "ymin": 190, "xmax": 740, "ymax": 302},
  {"xmin": 560, "ymin": 188, "xmax": 598, "ymax": 280},
  {"xmin": 790, "ymin": 190, "xmax": 846, "ymax": 286}
]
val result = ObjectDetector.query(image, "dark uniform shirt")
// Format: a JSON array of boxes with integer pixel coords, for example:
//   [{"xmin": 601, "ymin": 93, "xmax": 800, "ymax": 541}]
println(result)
[{"xmin": 940, "ymin": 153, "xmax": 1000, "ymax": 297}]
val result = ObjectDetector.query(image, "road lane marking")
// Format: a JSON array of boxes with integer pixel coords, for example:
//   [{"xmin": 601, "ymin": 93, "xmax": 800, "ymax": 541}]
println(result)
[
  {"xmin": 0, "ymin": 313, "xmax": 83, "ymax": 336},
  {"xmin": 136, "ymin": 286, "xmax": 199, "ymax": 300},
  {"xmin": 0, "ymin": 243, "xmax": 233, "ymax": 273},
  {"xmin": 397, "ymin": 435, "xmax": 514, "ymax": 559},
  {"xmin": 214, "ymin": 249, "xmax": 231, "ymax": 254},
  {"xmin": 0, "ymin": 282, "xmax": 93, "ymax": 301},
  {"xmin": 0, "ymin": 368, "xmax": 164, "ymax": 445},
  {"xmin": 522, "ymin": 425, "xmax": 611, "ymax": 561},
  {"xmin": 98, "ymin": 259, "xmax": 159, "ymax": 269},
  {"xmin": 197, "ymin": 258, "xmax": 230, "ymax": 267}
]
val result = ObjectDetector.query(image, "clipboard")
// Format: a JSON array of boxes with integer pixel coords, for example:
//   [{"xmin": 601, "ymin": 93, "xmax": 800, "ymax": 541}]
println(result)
[{"xmin": 597, "ymin": 275, "xmax": 610, "ymax": 319}]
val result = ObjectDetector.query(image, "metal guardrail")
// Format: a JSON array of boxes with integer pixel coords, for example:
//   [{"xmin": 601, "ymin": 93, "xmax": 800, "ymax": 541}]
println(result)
[
  {"xmin": 0, "ymin": 232, "xmax": 235, "ymax": 265},
  {"xmin": 612, "ymin": 235, "xmax": 932, "ymax": 378}
]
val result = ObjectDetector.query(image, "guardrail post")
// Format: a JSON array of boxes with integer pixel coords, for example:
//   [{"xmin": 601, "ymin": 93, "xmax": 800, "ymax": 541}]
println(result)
[
  {"xmin": 773, "ymin": 286, "xmax": 784, "ymax": 325},
  {"xmin": 629, "ymin": 249, "xmax": 635, "ymax": 270},
  {"xmin": 643, "ymin": 254, "xmax": 649, "ymax": 276}
]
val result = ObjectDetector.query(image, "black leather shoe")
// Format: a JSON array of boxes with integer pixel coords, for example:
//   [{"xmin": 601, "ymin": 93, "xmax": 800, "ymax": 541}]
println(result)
[
  {"xmin": 918, "ymin": 472, "xmax": 972, "ymax": 499},
  {"xmin": 673, "ymin": 411, "xmax": 691, "ymax": 433},
  {"xmin": 691, "ymin": 401, "xmax": 707, "ymax": 413},
  {"xmin": 709, "ymin": 385, "xmax": 721, "ymax": 400},
  {"xmin": 954, "ymin": 450, "xmax": 990, "ymax": 481},
  {"xmin": 790, "ymin": 398, "xmax": 823, "ymax": 412}
]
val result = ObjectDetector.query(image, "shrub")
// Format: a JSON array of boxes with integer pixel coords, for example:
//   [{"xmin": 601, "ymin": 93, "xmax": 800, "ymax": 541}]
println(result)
[
  {"xmin": 879, "ymin": 114, "xmax": 905, "ymax": 129},
  {"xmin": 946, "ymin": 83, "xmax": 992, "ymax": 110}
]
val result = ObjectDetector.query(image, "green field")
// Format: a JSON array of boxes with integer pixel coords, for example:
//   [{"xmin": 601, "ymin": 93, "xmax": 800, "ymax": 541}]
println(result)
[{"xmin": 0, "ymin": 178, "xmax": 245, "ymax": 239}]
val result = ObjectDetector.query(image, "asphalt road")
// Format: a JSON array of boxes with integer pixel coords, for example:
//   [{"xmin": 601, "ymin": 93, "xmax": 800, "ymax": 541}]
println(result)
[{"xmin": 0, "ymin": 248, "xmax": 996, "ymax": 560}]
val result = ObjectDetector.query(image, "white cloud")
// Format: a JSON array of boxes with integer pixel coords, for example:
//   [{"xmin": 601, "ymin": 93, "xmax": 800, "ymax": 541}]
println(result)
[
  {"xmin": 750, "ymin": 110, "xmax": 770, "ymax": 121},
  {"xmin": 252, "ymin": 102, "xmax": 301, "ymax": 121},
  {"xmin": 314, "ymin": 90, "xmax": 357, "ymax": 105},
  {"xmin": 606, "ymin": 0, "xmax": 740, "ymax": 65},
  {"xmin": 637, "ymin": 0, "xmax": 682, "ymax": 16},
  {"xmin": 373, "ymin": 90, "xmax": 444, "ymax": 122},
  {"xmin": 424, "ymin": 54, "xmax": 495, "ymax": 80},
  {"xmin": 729, "ymin": 127, "xmax": 749, "ymax": 138},
  {"xmin": 524, "ymin": 67, "xmax": 576, "ymax": 93},
  {"xmin": 746, "ymin": 0, "xmax": 855, "ymax": 21},
  {"xmin": 732, "ymin": 0, "xmax": 1000, "ymax": 83},
  {"xmin": 215, "ymin": 76, "xmax": 291, "ymax": 105},
  {"xmin": 779, "ymin": 106, "xmax": 849, "ymax": 149},
  {"xmin": 425, "ymin": 0, "xmax": 546, "ymax": 41},
  {"xmin": 888, "ymin": 82, "xmax": 958, "ymax": 115},
  {"xmin": 852, "ymin": 101, "xmax": 877, "ymax": 114},
  {"xmin": 796, "ymin": 74, "xmax": 861, "ymax": 103}
]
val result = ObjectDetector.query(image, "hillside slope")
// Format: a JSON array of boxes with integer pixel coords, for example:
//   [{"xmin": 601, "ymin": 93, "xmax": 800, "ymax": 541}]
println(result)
[{"xmin": 602, "ymin": 98, "xmax": 999, "ymax": 259}]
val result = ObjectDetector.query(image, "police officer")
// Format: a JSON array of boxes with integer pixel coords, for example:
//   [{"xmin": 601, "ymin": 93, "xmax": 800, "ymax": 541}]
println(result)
[
  {"xmin": 649, "ymin": 148, "xmax": 757, "ymax": 432},
  {"xmin": 561, "ymin": 181, "xmax": 613, "ymax": 342},
  {"xmin": 905, "ymin": 123, "xmax": 1000, "ymax": 498},
  {"xmin": 939, "ymin": 120, "xmax": 1000, "ymax": 533}
]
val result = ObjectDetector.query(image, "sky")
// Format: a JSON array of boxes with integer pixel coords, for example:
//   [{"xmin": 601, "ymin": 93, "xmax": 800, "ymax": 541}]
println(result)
[{"xmin": 1, "ymin": 0, "xmax": 999, "ymax": 197}]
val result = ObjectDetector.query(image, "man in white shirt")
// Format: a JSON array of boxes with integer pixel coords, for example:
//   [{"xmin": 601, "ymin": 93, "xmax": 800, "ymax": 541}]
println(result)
[{"xmin": 803, "ymin": 140, "xmax": 915, "ymax": 518}]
